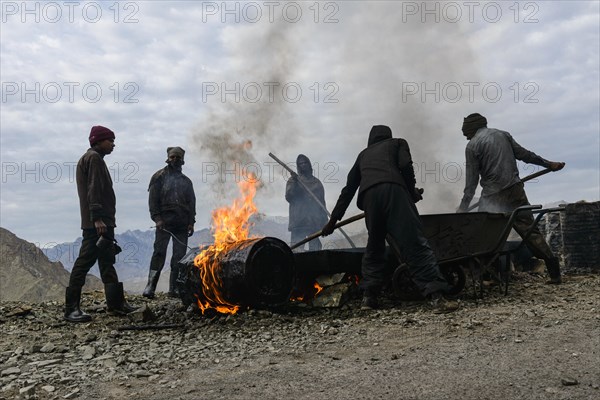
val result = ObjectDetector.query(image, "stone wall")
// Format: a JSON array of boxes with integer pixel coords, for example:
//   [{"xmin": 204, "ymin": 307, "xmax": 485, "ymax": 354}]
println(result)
[{"xmin": 539, "ymin": 201, "xmax": 600, "ymax": 270}]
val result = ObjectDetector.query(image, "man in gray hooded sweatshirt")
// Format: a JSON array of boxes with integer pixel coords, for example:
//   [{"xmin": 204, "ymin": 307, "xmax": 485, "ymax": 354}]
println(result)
[
  {"xmin": 457, "ymin": 113, "xmax": 565, "ymax": 284},
  {"xmin": 322, "ymin": 125, "xmax": 457, "ymax": 312},
  {"xmin": 286, "ymin": 154, "xmax": 328, "ymax": 251}
]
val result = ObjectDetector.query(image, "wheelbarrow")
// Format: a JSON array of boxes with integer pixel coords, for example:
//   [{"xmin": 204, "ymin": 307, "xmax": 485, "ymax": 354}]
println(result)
[
  {"xmin": 292, "ymin": 205, "xmax": 564, "ymax": 300},
  {"xmin": 392, "ymin": 205, "xmax": 565, "ymax": 299}
]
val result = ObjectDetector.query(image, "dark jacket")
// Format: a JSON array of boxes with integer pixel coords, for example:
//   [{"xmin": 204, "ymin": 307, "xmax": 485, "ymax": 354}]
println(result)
[
  {"xmin": 285, "ymin": 160, "xmax": 328, "ymax": 231},
  {"xmin": 76, "ymin": 148, "xmax": 116, "ymax": 229},
  {"xmin": 148, "ymin": 166, "xmax": 196, "ymax": 230},
  {"xmin": 330, "ymin": 126, "xmax": 417, "ymax": 221}
]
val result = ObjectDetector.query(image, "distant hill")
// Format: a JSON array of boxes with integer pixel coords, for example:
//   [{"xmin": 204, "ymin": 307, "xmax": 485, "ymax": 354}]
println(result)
[{"xmin": 0, "ymin": 227, "xmax": 103, "ymax": 302}]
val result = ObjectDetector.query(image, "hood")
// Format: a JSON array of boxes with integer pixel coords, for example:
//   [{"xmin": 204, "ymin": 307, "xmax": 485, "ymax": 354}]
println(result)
[
  {"xmin": 368, "ymin": 125, "xmax": 392, "ymax": 146},
  {"xmin": 296, "ymin": 154, "xmax": 313, "ymax": 176}
]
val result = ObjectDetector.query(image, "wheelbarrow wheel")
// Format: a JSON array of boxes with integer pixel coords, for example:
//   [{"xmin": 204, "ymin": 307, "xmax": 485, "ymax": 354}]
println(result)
[
  {"xmin": 391, "ymin": 264, "xmax": 424, "ymax": 301},
  {"xmin": 439, "ymin": 263, "xmax": 467, "ymax": 296}
]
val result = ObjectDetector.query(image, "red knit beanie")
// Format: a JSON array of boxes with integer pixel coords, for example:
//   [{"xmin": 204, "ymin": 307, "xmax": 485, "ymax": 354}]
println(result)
[{"xmin": 89, "ymin": 125, "xmax": 115, "ymax": 145}]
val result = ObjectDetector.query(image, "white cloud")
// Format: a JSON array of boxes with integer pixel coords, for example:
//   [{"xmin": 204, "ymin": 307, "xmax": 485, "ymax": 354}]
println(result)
[{"xmin": 1, "ymin": 1, "xmax": 598, "ymax": 244}]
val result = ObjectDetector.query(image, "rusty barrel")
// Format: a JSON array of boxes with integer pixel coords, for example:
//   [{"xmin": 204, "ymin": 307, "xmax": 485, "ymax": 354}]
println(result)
[{"xmin": 180, "ymin": 237, "xmax": 295, "ymax": 309}]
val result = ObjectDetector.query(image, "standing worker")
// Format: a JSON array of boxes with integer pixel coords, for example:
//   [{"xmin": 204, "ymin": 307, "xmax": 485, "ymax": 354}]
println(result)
[
  {"xmin": 322, "ymin": 125, "xmax": 458, "ymax": 312},
  {"xmin": 143, "ymin": 147, "xmax": 196, "ymax": 298},
  {"xmin": 286, "ymin": 154, "xmax": 328, "ymax": 251},
  {"xmin": 457, "ymin": 113, "xmax": 565, "ymax": 284},
  {"xmin": 64, "ymin": 125, "xmax": 137, "ymax": 323}
]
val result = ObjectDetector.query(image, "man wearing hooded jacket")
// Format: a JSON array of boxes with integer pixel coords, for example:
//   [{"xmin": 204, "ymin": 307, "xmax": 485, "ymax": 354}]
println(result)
[
  {"xmin": 457, "ymin": 113, "xmax": 565, "ymax": 284},
  {"xmin": 322, "ymin": 125, "xmax": 457, "ymax": 312},
  {"xmin": 286, "ymin": 154, "xmax": 328, "ymax": 251},
  {"xmin": 64, "ymin": 125, "xmax": 137, "ymax": 323},
  {"xmin": 143, "ymin": 147, "xmax": 196, "ymax": 298}
]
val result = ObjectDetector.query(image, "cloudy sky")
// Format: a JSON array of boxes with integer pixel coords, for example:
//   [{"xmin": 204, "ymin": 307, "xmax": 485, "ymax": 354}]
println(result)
[{"xmin": 1, "ymin": 0, "xmax": 598, "ymax": 246}]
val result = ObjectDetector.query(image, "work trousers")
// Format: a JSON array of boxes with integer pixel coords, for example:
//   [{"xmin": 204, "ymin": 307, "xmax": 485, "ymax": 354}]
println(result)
[
  {"xmin": 69, "ymin": 228, "xmax": 119, "ymax": 288},
  {"xmin": 479, "ymin": 182, "xmax": 555, "ymax": 262},
  {"xmin": 291, "ymin": 228, "xmax": 323, "ymax": 252},
  {"xmin": 149, "ymin": 228, "xmax": 189, "ymax": 272},
  {"xmin": 361, "ymin": 183, "xmax": 448, "ymax": 297}
]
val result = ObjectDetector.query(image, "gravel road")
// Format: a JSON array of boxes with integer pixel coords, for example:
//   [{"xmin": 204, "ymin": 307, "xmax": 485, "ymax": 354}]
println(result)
[{"xmin": 1, "ymin": 272, "xmax": 598, "ymax": 400}]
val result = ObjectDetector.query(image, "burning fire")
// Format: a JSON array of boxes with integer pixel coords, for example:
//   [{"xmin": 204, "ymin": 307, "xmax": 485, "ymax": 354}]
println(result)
[
  {"xmin": 313, "ymin": 282, "xmax": 323, "ymax": 296},
  {"xmin": 193, "ymin": 174, "xmax": 259, "ymax": 314},
  {"xmin": 290, "ymin": 281, "xmax": 324, "ymax": 302}
]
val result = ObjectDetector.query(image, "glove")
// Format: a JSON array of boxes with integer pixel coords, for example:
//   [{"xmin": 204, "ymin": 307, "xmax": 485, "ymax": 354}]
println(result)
[{"xmin": 321, "ymin": 219, "xmax": 337, "ymax": 236}]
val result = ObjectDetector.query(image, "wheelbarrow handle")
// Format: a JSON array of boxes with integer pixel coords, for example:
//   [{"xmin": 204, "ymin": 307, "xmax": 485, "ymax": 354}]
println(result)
[
  {"xmin": 484, "ymin": 205, "xmax": 542, "ymax": 255},
  {"xmin": 516, "ymin": 206, "xmax": 566, "ymax": 243},
  {"xmin": 505, "ymin": 204, "xmax": 541, "ymax": 229}
]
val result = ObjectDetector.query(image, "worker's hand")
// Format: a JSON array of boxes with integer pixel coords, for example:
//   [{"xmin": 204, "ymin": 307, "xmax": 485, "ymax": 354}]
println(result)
[
  {"xmin": 412, "ymin": 187, "xmax": 424, "ymax": 203},
  {"xmin": 187, "ymin": 224, "xmax": 194, "ymax": 237},
  {"xmin": 321, "ymin": 219, "xmax": 337, "ymax": 236},
  {"xmin": 548, "ymin": 161, "xmax": 565, "ymax": 171},
  {"xmin": 457, "ymin": 198, "xmax": 471, "ymax": 213},
  {"xmin": 155, "ymin": 219, "xmax": 164, "ymax": 230},
  {"xmin": 94, "ymin": 220, "xmax": 107, "ymax": 236}
]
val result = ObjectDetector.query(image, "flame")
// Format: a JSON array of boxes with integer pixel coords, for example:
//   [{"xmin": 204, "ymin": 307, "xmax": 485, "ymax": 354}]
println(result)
[
  {"xmin": 193, "ymin": 173, "xmax": 259, "ymax": 314},
  {"xmin": 290, "ymin": 281, "xmax": 324, "ymax": 302},
  {"xmin": 348, "ymin": 274, "xmax": 360, "ymax": 285},
  {"xmin": 313, "ymin": 282, "xmax": 323, "ymax": 295}
]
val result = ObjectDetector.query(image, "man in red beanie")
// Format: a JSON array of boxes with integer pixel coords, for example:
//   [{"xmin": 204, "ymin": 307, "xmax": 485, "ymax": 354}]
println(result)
[{"xmin": 64, "ymin": 125, "xmax": 137, "ymax": 322}]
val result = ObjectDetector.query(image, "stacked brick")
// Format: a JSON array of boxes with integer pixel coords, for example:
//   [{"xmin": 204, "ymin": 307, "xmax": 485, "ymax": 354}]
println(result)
[{"xmin": 539, "ymin": 201, "xmax": 600, "ymax": 270}]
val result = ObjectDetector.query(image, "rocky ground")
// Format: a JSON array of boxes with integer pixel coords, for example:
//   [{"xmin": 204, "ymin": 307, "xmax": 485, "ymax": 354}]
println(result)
[{"xmin": 1, "ymin": 272, "xmax": 599, "ymax": 400}]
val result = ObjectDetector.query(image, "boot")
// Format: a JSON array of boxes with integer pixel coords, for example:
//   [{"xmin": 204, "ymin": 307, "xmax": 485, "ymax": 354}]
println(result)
[
  {"xmin": 545, "ymin": 257, "xmax": 562, "ymax": 285},
  {"xmin": 142, "ymin": 270, "xmax": 161, "ymax": 299},
  {"xmin": 429, "ymin": 292, "xmax": 459, "ymax": 314},
  {"xmin": 360, "ymin": 288, "xmax": 379, "ymax": 310},
  {"xmin": 167, "ymin": 265, "xmax": 180, "ymax": 298},
  {"xmin": 64, "ymin": 286, "xmax": 92, "ymax": 323},
  {"xmin": 105, "ymin": 282, "xmax": 138, "ymax": 315},
  {"xmin": 360, "ymin": 295, "xmax": 378, "ymax": 310}
]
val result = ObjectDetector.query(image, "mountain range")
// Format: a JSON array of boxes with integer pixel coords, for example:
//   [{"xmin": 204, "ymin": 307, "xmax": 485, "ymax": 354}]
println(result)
[
  {"xmin": 0, "ymin": 227, "xmax": 103, "ymax": 302},
  {"xmin": 1, "ymin": 213, "xmax": 367, "ymax": 300},
  {"xmin": 41, "ymin": 214, "xmax": 296, "ymax": 293}
]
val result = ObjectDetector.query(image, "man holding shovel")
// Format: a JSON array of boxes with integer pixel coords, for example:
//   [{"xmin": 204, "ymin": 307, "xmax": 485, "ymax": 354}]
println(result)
[
  {"xmin": 457, "ymin": 113, "xmax": 565, "ymax": 284},
  {"xmin": 321, "ymin": 125, "xmax": 458, "ymax": 312}
]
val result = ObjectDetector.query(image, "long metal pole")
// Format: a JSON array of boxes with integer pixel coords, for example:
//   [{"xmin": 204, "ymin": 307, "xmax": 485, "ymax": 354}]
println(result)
[
  {"xmin": 466, "ymin": 167, "xmax": 554, "ymax": 212},
  {"xmin": 290, "ymin": 212, "xmax": 365, "ymax": 250},
  {"xmin": 269, "ymin": 152, "xmax": 356, "ymax": 249}
]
